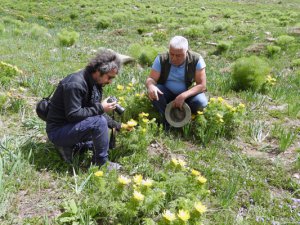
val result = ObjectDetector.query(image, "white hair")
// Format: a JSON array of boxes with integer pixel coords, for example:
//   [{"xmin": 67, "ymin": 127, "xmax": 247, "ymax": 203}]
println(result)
[{"xmin": 169, "ymin": 36, "xmax": 188, "ymax": 51}]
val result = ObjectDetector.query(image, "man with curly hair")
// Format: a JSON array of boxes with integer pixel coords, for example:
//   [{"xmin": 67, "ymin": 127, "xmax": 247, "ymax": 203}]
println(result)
[
  {"xmin": 46, "ymin": 49, "xmax": 122, "ymax": 170},
  {"xmin": 146, "ymin": 36, "xmax": 208, "ymax": 129}
]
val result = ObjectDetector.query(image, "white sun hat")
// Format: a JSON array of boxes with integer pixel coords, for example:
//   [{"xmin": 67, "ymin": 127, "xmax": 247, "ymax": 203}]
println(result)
[{"xmin": 165, "ymin": 101, "xmax": 191, "ymax": 128}]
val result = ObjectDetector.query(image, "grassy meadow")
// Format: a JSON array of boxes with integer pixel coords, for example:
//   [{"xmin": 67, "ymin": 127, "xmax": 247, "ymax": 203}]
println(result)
[{"xmin": 0, "ymin": 0, "xmax": 299, "ymax": 224}]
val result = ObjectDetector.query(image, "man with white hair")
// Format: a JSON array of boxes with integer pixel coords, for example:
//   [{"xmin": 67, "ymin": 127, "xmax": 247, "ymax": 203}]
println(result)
[{"xmin": 146, "ymin": 36, "xmax": 208, "ymax": 129}]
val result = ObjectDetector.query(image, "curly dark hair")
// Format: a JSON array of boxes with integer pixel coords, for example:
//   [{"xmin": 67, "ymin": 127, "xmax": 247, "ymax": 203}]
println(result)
[{"xmin": 85, "ymin": 49, "xmax": 121, "ymax": 76}]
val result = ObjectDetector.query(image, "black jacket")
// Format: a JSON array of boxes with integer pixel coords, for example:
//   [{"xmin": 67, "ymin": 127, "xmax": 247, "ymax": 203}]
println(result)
[{"xmin": 46, "ymin": 69, "xmax": 120, "ymax": 132}]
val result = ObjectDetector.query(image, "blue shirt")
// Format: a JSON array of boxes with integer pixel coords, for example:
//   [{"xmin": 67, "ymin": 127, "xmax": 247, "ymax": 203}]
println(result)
[{"xmin": 152, "ymin": 55, "xmax": 206, "ymax": 95}]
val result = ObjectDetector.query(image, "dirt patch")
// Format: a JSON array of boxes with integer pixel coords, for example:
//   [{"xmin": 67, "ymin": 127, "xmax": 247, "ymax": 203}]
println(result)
[{"xmin": 15, "ymin": 172, "xmax": 62, "ymax": 222}]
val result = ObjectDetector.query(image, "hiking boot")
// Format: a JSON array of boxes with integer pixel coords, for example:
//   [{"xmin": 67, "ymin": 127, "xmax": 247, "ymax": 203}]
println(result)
[{"xmin": 56, "ymin": 146, "xmax": 73, "ymax": 164}]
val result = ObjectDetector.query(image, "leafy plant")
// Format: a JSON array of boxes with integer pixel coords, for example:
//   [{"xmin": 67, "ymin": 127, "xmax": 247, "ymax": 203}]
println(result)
[
  {"xmin": 57, "ymin": 29, "xmax": 79, "ymax": 47},
  {"xmin": 275, "ymin": 35, "xmax": 295, "ymax": 48},
  {"xmin": 266, "ymin": 45, "xmax": 281, "ymax": 57},
  {"xmin": 0, "ymin": 61, "xmax": 23, "ymax": 85},
  {"xmin": 96, "ymin": 17, "xmax": 111, "ymax": 29},
  {"xmin": 231, "ymin": 56, "xmax": 271, "ymax": 91}
]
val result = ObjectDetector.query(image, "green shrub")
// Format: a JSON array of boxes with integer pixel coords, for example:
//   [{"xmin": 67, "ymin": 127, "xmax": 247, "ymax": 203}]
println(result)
[
  {"xmin": 212, "ymin": 22, "xmax": 229, "ymax": 33},
  {"xmin": 183, "ymin": 26, "xmax": 204, "ymax": 38},
  {"xmin": 266, "ymin": 45, "xmax": 281, "ymax": 57},
  {"xmin": 152, "ymin": 30, "xmax": 167, "ymax": 42},
  {"xmin": 231, "ymin": 56, "xmax": 271, "ymax": 91},
  {"xmin": 216, "ymin": 41, "xmax": 232, "ymax": 54},
  {"xmin": 0, "ymin": 92, "xmax": 8, "ymax": 110},
  {"xmin": 96, "ymin": 17, "xmax": 111, "ymax": 29},
  {"xmin": 0, "ymin": 61, "xmax": 23, "ymax": 85},
  {"xmin": 143, "ymin": 15, "xmax": 162, "ymax": 24},
  {"xmin": 57, "ymin": 29, "xmax": 79, "ymax": 47},
  {"xmin": 28, "ymin": 24, "xmax": 49, "ymax": 39},
  {"xmin": 129, "ymin": 44, "xmax": 161, "ymax": 66},
  {"xmin": 291, "ymin": 59, "xmax": 300, "ymax": 67},
  {"xmin": 276, "ymin": 35, "xmax": 295, "ymax": 48}
]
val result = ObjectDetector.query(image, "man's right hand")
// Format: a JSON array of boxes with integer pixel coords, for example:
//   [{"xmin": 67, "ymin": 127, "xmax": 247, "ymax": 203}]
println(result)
[
  {"xmin": 101, "ymin": 97, "xmax": 117, "ymax": 113},
  {"xmin": 147, "ymin": 85, "xmax": 163, "ymax": 101}
]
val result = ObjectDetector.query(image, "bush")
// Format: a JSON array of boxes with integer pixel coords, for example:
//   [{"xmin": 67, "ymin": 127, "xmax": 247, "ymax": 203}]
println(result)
[
  {"xmin": 129, "ymin": 44, "xmax": 161, "ymax": 66},
  {"xmin": 183, "ymin": 26, "xmax": 204, "ymax": 39},
  {"xmin": 266, "ymin": 45, "xmax": 281, "ymax": 57},
  {"xmin": 231, "ymin": 56, "xmax": 271, "ymax": 91},
  {"xmin": 28, "ymin": 24, "xmax": 50, "ymax": 39},
  {"xmin": 152, "ymin": 30, "xmax": 167, "ymax": 42},
  {"xmin": 276, "ymin": 35, "xmax": 295, "ymax": 48},
  {"xmin": 291, "ymin": 59, "xmax": 300, "ymax": 67},
  {"xmin": 0, "ymin": 61, "xmax": 23, "ymax": 85},
  {"xmin": 216, "ymin": 41, "xmax": 232, "ymax": 54},
  {"xmin": 57, "ymin": 29, "xmax": 79, "ymax": 47},
  {"xmin": 96, "ymin": 17, "xmax": 111, "ymax": 29},
  {"xmin": 191, "ymin": 97, "xmax": 245, "ymax": 143}
]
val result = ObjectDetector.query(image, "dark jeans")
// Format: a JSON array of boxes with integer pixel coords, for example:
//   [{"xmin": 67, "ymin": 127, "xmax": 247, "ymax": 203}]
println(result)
[
  {"xmin": 47, "ymin": 115, "xmax": 109, "ymax": 165},
  {"xmin": 152, "ymin": 84, "xmax": 208, "ymax": 127}
]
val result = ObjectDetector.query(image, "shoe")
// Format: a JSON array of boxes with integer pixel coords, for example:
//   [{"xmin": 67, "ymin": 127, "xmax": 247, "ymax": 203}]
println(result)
[
  {"xmin": 105, "ymin": 161, "xmax": 122, "ymax": 171},
  {"xmin": 56, "ymin": 146, "xmax": 73, "ymax": 164}
]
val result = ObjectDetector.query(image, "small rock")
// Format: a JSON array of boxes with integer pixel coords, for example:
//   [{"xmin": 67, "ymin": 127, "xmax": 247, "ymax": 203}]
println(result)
[
  {"xmin": 265, "ymin": 31, "xmax": 271, "ymax": 36},
  {"xmin": 266, "ymin": 37, "xmax": 276, "ymax": 42},
  {"xmin": 292, "ymin": 173, "xmax": 300, "ymax": 179}
]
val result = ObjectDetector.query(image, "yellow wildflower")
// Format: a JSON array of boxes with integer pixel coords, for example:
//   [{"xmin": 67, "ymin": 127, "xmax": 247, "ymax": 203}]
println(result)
[
  {"xmin": 216, "ymin": 113, "xmax": 223, "ymax": 119},
  {"xmin": 210, "ymin": 97, "xmax": 216, "ymax": 102},
  {"xmin": 94, "ymin": 171, "xmax": 104, "ymax": 177},
  {"xmin": 141, "ymin": 178, "xmax": 153, "ymax": 187},
  {"xmin": 117, "ymin": 85, "xmax": 124, "ymax": 90},
  {"xmin": 194, "ymin": 202, "xmax": 207, "ymax": 214},
  {"xmin": 197, "ymin": 176, "xmax": 207, "ymax": 184},
  {"xmin": 217, "ymin": 97, "xmax": 224, "ymax": 102},
  {"xmin": 6, "ymin": 92, "xmax": 12, "ymax": 97},
  {"xmin": 133, "ymin": 190, "xmax": 144, "ymax": 201},
  {"xmin": 118, "ymin": 175, "xmax": 131, "ymax": 185},
  {"xmin": 133, "ymin": 174, "xmax": 143, "ymax": 185},
  {"xmin": 119, "ymin": 96, "xmax": 125, "ymax": 101},
  {"xmin": 139, "ymin": 112, "xmax": 149, "ymax": 117},
  {"xmin": 142, "ymin": 128, "xmax": 147, "ymax": 133},
  {"xmin": 128, "ymin": 82, "xmax": 133, "ymax": 87},
  {"xmin": 171, "ymin": 158, "xmax": 179, "ymax": 166},
  {"xmin": 126, "ymin": 87, "xmax": 131, "ymax": 91},
  {"xmin": 142, "ymin": 118, "xmax": 149, "ymax": 123},
  {"xmin": 238, "ymin": 103, "xmax": 245, "ymax": 108},
  {"xmin": 162, "ymin": 210, "xmax": 176, "ymax": 222},
  {"xmin": 219, "ymin": 118, "xmax": 224, "ymax": 123},
  {"xmin": 178, "ymin": 159, "xmax": 186, "ymax": 168},
  {"xmin": 197, "ymin": 111, "xmax": 204, "ymax": 115},
  {"xmin": 177, "ymin": 209, "xmax": 190, "ymax": 222},
  {"xmin": 127, "ymin": 119, "xmax": 138, "ymax": 127},
  {"xmin": 191, "ymin": 169, "xmax": 201, "ymax": 176},
  {"xmin": 135, "ymin": 93, "xmax": 140, "ymax": 97}
]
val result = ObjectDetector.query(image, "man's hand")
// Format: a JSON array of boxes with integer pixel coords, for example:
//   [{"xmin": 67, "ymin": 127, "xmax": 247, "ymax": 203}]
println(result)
[
  {"xmin": 173, "ymin": 93, "xmax": 186, "ymax": 109},
  {"xmin": 147, "ymin": 84, "xmax": 163, "ymax": 101},
  {"xmin": 102, "ymin": 97, "xmax": 117, "ymax": 113}
]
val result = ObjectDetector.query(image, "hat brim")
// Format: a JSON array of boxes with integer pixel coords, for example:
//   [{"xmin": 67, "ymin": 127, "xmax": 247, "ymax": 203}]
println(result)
[{"xmin": 165, "ymin": 101, "xmax": 191, "ymax": 128}]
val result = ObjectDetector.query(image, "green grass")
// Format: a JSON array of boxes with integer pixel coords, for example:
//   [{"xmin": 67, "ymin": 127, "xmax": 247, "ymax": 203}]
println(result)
[{"xmin": 0, "ymin": 0, "xmax": 299, "ymax": 224}]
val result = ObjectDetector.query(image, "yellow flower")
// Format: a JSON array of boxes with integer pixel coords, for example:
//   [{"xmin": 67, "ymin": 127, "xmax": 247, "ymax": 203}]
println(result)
[
  {"xmin": 118, "ymin": 175, "xmax": 131, "ymax": 185},
  {"xmin": 178, "ymin": 159, "xmax": 186, "ymax": 168},
  {"xmin": 133, "ymin": 190, "xmax": 144, "ymax": 201},
  {"xmin": 142, "ymin": 128, "xmax": 147, "ymax": 133},
  {"xmin": 171, "ymin": 158, "xmax": 179, "ymax": 166},
  {"xmin": 197, "ymin": 176, "xmax": 207, "ymax": 184},
  {"xmin": 94, "ymin": 171, "xmax": 104, "ymax": 177},
  {"xmin": 128, "ymin": 82, "xmax": 133, "ymax": 87},
  {"xmin": 117, "ymin": 85, "xmax": 124, "ymax": 90},
  {"xmin": 141, "ymin": 179, "xmax": 153, "ymax": 187},
  {"xmin": 197, "ymin": 111, "xmax": 204, "ymax": 115},
  {"xmin": 177, "ymin": 209, "xmax": 190, "ymax": 222},
  {"xmin": 139, "ymin": 112, "xmax": 149, "ymax": 117},
  {"xmin": 6, "ymin": 92, "xmax": 12, "ymax": 97},
  {"xmin": 162, "ymin": 210, "xmax": 176, "ymax": 222},
  {"xmin": 133, "ymin": 174, "xmax": 143, "ymax": 185},
  {"xmin": 119, "ymin": 96, "xmax": 125, "ymax": 101},
  {"xmin": 217, "ymin": 97, "xmax": 224, "ymax": 102},
  {"xmin": 135, "ymin": 93, "xmax": 140, "ymax": 97},
  {"xmin": 219, "ymin": 118, "xmax": 224, "ymax": 123},
  {"xmin": 210, "ymin": 97, "xmax": 216, "ymax": 102},
  {"xmin": 194, "ymin": 202, "xmax": 207, "ymax": 214},
  {"xmin": 121, "ymin": 123, "xmax": 128, "ymax": 129},
  {"xmin": 191, "ymin": 169, "xmax": 201, "ymax": 176},
  {"xmin": 127, "ymin": 119, "xmax": 138, "ymax": 127},
  {"xmin": 142, "ymin": 118, "xmax": 149, "ymax": 123},
  {"xmin": 238, "ymin": 103, "xmax": 245, "ymax": 108},
  {"xmin": 191, "ymin": 114, "xmax": 196, "ymax": 120},
  {"xmin": 216, "ymin": 113, "xmax": 223, "ymax": 119},
  {"xmin": 126, "ymin": 87, "xmax": 131, "ymax": 91}
]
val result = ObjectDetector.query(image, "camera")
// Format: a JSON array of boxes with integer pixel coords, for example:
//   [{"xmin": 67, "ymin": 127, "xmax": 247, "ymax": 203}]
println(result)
[{"xmin": 107, "ymin": 96, "xmax": 125, "ymax": 115}]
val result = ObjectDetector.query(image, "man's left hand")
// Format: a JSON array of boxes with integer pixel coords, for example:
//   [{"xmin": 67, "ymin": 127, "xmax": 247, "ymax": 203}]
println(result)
[{"xmin": 173, "ymin": 93, "xmax": 186, "ymax": 109}]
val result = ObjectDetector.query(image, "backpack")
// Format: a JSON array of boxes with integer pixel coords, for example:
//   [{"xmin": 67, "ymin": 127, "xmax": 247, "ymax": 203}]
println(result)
[{"xmin": 36, "ymin": 90, "xmax": 54, "ymax": 122}]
